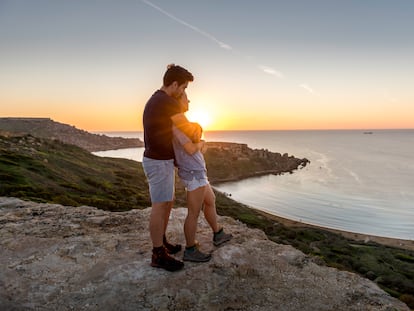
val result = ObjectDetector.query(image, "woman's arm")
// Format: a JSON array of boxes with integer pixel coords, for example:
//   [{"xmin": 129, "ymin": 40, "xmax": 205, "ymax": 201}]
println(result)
[
  {"xmin": 173, "ymin": 125, "xmax": 204, "ymax": 155},
  {"xmin": 182, "ymin": 140, "xmax": 205, "ymax": 155}
]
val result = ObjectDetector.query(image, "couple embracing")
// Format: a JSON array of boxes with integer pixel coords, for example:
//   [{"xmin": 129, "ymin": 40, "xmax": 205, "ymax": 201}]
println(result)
[{"xmin": 142, "ymin": 64, "xmax": 232, "ymax": 272}]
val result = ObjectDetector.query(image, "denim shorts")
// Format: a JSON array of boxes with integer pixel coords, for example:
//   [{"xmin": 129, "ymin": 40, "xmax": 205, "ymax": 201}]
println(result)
[
  {"xmin": 142, "ymin": 157, "xmax": 175, "ymax": 203},
  {"xmin": 178, "ymin": 169, "xmax": 209, "ymax": 192}
]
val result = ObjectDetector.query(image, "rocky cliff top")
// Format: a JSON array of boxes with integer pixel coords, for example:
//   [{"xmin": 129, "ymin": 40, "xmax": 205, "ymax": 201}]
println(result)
[
  {"xmin": 0, "ymin": 118, "xmax": 143, "ymax": 151},
  {"xmin": 0, "ymin": 197, "xmax": 408, "ymax": 311}
]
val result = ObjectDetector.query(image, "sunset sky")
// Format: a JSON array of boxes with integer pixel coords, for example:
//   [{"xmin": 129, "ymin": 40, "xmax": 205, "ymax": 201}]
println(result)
[{"xmin": 1, "ymin": 0, "xmax": 413, "ymax": 131}]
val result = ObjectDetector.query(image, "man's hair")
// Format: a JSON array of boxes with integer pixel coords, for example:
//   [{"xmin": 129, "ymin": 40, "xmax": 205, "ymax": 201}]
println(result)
[{"xmin": 163, "ymin": 64, "xmax": 194, "ymax": 87}]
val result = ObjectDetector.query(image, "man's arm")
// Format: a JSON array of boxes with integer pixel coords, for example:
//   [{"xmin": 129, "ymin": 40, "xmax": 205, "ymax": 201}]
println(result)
[{"xmin": 171, "ymin": 113, "xmax": 202, "ymax": 143}]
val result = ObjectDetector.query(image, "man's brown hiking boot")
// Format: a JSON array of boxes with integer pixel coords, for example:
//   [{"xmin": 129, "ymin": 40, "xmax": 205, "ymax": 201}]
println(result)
[
  {"xmin": 163, "ymin": 235, "xmax": 182, "ymax": 255},
  {"xmin": 151, "ymin": 246, "xmax": 184, "ymax": 272}
]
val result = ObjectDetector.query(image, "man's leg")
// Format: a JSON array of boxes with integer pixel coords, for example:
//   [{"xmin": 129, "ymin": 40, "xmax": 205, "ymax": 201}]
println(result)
[
  {"xmin": 143, "ymin": 158, "xmax": 176, "ymax": 248},
  {"xmin": 163, "ymin": 201, "xmax": 173, "ymax": 235},
  {"xmin": 150, "ymin": 201, "xmax": 171, "ymax": 248},
  {"xmin": 162, "ymin": 201, "xmax": 182, "ymax": 254},
  {"xmin": 150, "ymin": 201, "xmax": 184, "ymax": 271},
  {"xmin": 142, "ymin": 158, "xmax": 183, "ymax": 271}
]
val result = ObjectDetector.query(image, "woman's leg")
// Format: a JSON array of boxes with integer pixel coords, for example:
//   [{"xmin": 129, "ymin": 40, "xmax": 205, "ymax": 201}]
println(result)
[
  {"xmin": 184, "ymin": 186, "xmax": 206, "ymax": 247},
  {"xmin": 203, "ymin": 184, "xmax": 220, "ymax": 233},
  {"xmin": 203, "ymin": 184, "xmax": 233, "ymax": 246}
]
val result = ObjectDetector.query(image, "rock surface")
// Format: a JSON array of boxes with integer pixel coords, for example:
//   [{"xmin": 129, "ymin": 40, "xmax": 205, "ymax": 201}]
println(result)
[{"xmin": 0, "ymin": 197, "xmax": 409, "ymax": 311}]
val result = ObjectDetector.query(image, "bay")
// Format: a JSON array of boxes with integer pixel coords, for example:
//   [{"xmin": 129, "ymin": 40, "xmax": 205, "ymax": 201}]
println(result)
[{"xmin": 93, "ymin": 130, "xmax": 414, "ymax": 240}]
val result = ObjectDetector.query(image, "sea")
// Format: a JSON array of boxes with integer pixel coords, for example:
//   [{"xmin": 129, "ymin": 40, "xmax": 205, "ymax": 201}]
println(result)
[{"xmin": 93, "ymin": 130, "xmax": 414, "ymax": 240}]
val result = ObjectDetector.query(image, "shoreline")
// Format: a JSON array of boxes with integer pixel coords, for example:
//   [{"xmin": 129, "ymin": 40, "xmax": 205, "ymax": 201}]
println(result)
[{"xmin": 254, "ymin": 209, "xmax": 414, "ymax": 251}]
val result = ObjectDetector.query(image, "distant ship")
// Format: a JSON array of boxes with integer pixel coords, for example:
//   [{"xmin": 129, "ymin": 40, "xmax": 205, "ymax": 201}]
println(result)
[{"xmin": 363, "ymin": 131, "xmax": 373, "ymax": 134}]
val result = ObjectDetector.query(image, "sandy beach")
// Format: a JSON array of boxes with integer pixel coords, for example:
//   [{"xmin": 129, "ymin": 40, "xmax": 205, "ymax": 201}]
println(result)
[{"xmin": 256, "ymin": 209, "xmax": 414, "ymax": 251}]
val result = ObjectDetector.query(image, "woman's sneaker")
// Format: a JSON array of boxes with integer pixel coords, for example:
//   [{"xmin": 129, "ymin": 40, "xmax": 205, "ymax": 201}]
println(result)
[
  {"xmin": 213, "ymin": 228, "xmax": 233, "ymax": 246},
  {"xmin": 183, "ymin": 245, "xmax": 212, "ymax": 262},
  {"xmin": 151, "ymin": 246, "xmax": 184, "ymax": 272}
]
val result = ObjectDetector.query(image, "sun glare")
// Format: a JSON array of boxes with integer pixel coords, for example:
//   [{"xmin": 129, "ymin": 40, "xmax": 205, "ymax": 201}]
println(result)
[{"xmin": 186, "ymin": 109, "xmax": 212, "ymax": 130}]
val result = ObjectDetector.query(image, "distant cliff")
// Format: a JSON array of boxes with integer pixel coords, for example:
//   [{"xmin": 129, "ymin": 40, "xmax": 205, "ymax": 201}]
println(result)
[{"xmin": 0, "ymin": 118, "xmax": 143, "ymax": 152}]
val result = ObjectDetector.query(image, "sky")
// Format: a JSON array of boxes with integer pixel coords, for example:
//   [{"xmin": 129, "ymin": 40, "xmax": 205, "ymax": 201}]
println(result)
[{"xmin": 1, "ymin": 0, "xmax": 413, "ymax": 131}]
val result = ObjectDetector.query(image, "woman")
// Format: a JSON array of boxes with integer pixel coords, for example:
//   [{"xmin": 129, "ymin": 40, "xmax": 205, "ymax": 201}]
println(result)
[{"xmin": 173, "ymin": 92, "xmax": 232, "ymax": 263}]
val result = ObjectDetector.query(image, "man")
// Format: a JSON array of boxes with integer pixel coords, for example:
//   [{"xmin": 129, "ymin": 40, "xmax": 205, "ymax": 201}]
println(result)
[{"xmin": 142, "ymin": 64, "xmax": 204, "ymax": 272}]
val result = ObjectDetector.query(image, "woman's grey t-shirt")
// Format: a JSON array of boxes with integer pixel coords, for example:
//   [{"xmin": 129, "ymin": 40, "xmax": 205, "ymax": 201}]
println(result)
[{"xmin": 172, "ymin": 126, "xmax": 207, "ymax": 180}]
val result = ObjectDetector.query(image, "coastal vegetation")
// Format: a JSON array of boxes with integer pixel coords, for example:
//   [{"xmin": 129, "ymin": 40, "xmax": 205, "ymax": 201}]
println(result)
[{"xmin": 0, "ymin": 133, "xmax": 413, "ymax": 308}]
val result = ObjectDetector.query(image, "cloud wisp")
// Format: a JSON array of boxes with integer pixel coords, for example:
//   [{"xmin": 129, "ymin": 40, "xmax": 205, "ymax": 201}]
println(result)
[
  {"xmin": 299, "ymin": 83, "xmax": 314, "ymax": 93},
  {"xmin": 259, "ymin": 65, "xmax": 284, "ymax": 78},
  {"xmin": 299, "ymin": 83, "xmax": 318, "ymax": 95}
]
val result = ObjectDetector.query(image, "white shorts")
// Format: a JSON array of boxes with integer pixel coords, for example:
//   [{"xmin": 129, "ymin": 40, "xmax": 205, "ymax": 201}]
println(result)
[{"xmin": 180, "ymin": 176, "xmax": 209, "ymax": 192}]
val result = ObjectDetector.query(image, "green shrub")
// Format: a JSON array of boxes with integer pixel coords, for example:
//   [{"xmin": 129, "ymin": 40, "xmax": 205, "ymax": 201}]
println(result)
[{"xmin": 395, "ymin": 253, "xmax": 414, "ymax": 263}]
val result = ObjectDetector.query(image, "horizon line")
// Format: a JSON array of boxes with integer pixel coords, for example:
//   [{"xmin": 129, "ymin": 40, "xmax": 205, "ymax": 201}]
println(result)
[{"xmin": 93, "ymin": 128, "xmax": 414, "ymax": 133}]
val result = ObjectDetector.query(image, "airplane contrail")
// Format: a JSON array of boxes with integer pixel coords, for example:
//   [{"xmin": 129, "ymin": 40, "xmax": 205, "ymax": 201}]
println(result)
[{"xmin": 141, "ymin": 0, "xmax": 231, "ymax": 50}]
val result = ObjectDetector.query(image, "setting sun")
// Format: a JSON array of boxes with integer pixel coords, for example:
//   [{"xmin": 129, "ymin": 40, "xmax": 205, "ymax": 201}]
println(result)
[{"xmin": 185, "ymin": 109, "xmax": 212, "ymax": 130}]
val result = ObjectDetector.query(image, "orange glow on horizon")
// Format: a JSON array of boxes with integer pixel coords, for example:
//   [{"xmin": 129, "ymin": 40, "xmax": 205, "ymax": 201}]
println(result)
[{"xmin": 2, "ymin": 96, "xmax": 413, "ymax": 132}]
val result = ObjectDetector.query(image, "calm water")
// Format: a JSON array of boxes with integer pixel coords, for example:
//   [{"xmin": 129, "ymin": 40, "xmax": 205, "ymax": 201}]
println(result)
[{"xmin": 93, "ymin": 130, "xmax": 414, "ymax": 240}]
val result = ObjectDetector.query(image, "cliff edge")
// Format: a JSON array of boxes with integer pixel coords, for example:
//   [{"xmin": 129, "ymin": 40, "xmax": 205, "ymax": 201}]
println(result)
[{"xmin": 0, "ymin": 197, "xmax": 408, "ymax": 311}]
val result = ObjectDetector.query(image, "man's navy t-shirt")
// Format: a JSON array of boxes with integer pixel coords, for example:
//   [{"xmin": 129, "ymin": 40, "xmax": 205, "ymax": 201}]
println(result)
[{"xmin": 143, "ymin": 90, "xmax": 181, "ymax": 160}]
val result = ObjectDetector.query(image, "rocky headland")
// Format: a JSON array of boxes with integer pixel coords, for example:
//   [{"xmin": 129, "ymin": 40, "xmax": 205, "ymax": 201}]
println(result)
[
  {"xmin": 204, "ymin": 142, "xmax": 309, "ymax": 183},
  {"xmin": 0, "ymin": 197, "xmax": 409, "ymax": 311},
  {"xmin": 0, "ymin": 118, "xmax": 143, "ymax": 152}
]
